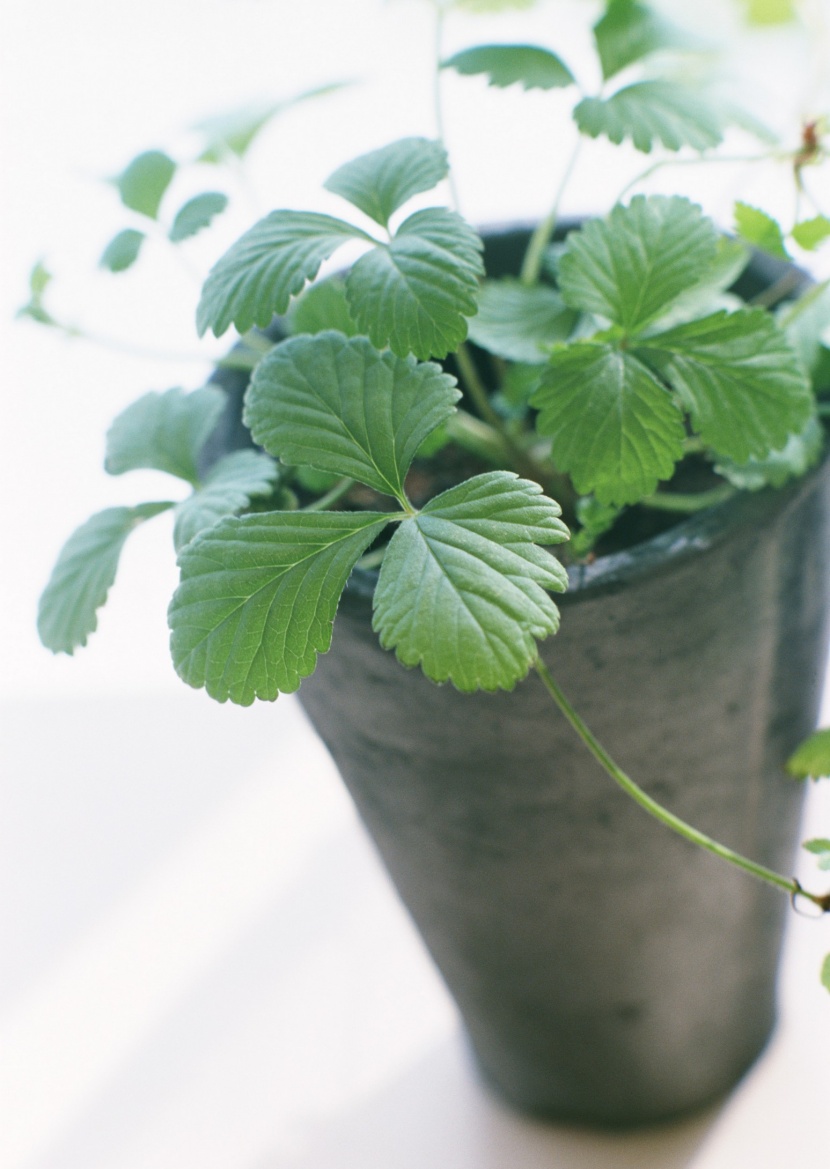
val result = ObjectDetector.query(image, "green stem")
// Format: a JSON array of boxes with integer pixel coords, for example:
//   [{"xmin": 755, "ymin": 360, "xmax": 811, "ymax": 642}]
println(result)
[
  {"xmin": 520, "ymin": 135, "xmax": 583, "ymax": 286},
  {"xmin": 534, "ymin": 659, "xmax": 828, "ymax": 906},
  {"xmin": 639, "ymin": 484, "xmax": 736, "ymax": 513},
  {"xmin": 302, "ymin": 477, "xmax": 355, "ymax": 511},
  {"xmin": 446, "ymin": 409, "xmax": 512, "ymax": 466},
  {"xmin": 616, "ymin": 151, "xmax": 778, "ymax": 205}
]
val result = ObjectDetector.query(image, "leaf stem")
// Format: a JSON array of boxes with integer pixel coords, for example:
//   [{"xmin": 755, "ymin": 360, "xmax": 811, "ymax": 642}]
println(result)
[
  {"xmin": 615, "ymin": 151, "xmax": 778, "ymax": 205},
  {"xmin": 520, "ymin": 134, "xmax": 583, "ymax": 286},
  {"xmin": 534, "ymin": 659, "xmax": 829, "ymax": 907},
  {"xmin": 639, "ymin": 484, "xmax": 736, "ymax": 513},
  {"xmin": 302, "ymin": 477, "xmax": 355, "ymax": 512}
]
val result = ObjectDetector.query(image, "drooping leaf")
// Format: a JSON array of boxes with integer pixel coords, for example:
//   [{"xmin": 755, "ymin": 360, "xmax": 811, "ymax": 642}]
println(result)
[
  {"xmin": 169, "ymin": 192, "xmax": 229, "ymax": 242},
  {"xmin": 286, "ymin": 277, "xmax": 359, "ymax": 337},
  {"xmin": 373, "ymin": 472, "xmax": 569, "ymax": 692},
  {"xmin": 593, "ymin": 0, "xmax": 691, "ymax": 80},
  {"xmin": 194, "ymin": 84, "xmax": 349, "ymax": 163},
  {"xmin": 557, "ymin": 196, "xmax": 718, "ymax": 334},
  {"xmin": 442, "ymin": 44, "xmax": 575, "ymax": 90},
  {"xmin": 169, "ymin": 510, "xmax": 391, "ymax": 704},
  {"xmin": 786, "ymin": 727, "xmax": 830, "ymax": 780},
  {"xmin": 105, "ymin": 386, "xmax": 226, "ymax": 484},
  {"xmin": 324, "ymin": 138, "xmax": 449, "ymax": 229},
  {"xmin": 196, "ymin": 210, "xmax": 372, "ymax": 338},
  {"xmin": 733, "ymin": 202, "xmax": 789, "ymax": 260},
  {"xmin": 99, "ymin": 229, "xmax": 146, "ymax": 273},
  {"xmin": 244, "ymin": 332, "xmax": 460, "ymax": 500},
  {"xmin": 715, "ymin": 416, "xmax": 823, "ymax": 491},
  {"xmin": 346, "ymin": 207, "xmax": 484, "ymax": 359},
  {"xmin": 467, "ymin": 279, "xmax": 578, "ymax": 363},
  {"xmin": 533, "ymin": 343, "xmax": 685, "ymax": 505},
  {"xmin": 112, "ymin": 150, "xmax": 176, "ymax": 219},
  {"xmin": 574, "ymin": 82, "xmax": 723, "ymax": 153},
  {"xmin": 638, "ymin": 308, "xmax": 813, "ymax": 463},
  {"xmin": 792, "ymin": 216, "xmax": 830, "ymax": 252},
  {"xmin": 803, "ymin": 839, "xmax": 830, "ymax": 870},
  {"xmin": 173, "ymin": 450, "xmax": 279, "ymax": 551},
  {"xmin": 38, "ymin": 502, "xmax": 174, "ymax": 654}
]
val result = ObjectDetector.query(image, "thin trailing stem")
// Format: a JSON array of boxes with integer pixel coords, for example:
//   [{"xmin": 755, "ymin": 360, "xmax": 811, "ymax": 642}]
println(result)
[
  {"xmin": 301, "ymin": 477, "xmax": 355, "ymax": 512},
  {"xmin": 520, "ymin": 134, "xmax": 583, "ymax": 286},
  {"xmin": 534, "ymin": 659, "xmax": 830, "ymax": 910},
  {"xmin": 640, "ymin": 484, "xmax": 736, "ymax": 513},
  {"xmin": 616, "ymin": 151, "xmax": 778, "ymax": 205}
]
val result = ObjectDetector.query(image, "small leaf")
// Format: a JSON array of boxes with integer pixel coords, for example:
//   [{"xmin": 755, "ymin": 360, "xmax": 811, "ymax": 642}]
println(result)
[
  {"xmin": 324, "ymin": 138, "xmax": 449, "ymax": 229},
  {"xmin": 194, "ymin": 85, "xmax": 349, "ymax": 163},
  {"xmin": 346, "ymin": 207, "xmax": 484, "ymax": 359},
  {"xmin": 443, "ymin": 44, "xmax": 575, "ymax": 90},
  {"xmin": 244, "ymin": 332, "xmax": 460, "ymax": 500},
  {"xmin": 17, "ymin": 261, "xmax": 57, "ymax": 326},
  {"xmin": 786, "ymin": 728, "xmax": 830, "ymax": 780},
  {"xmin": 169, "ymin": 192, "xmax": 229, "ymax": 242},
  {"xmin": 99, "ymin": 229, "xmax": 146, "ymax": 273},
  {"xmin": 112, "ymin": 150, "xmax": 176, "ymax": 219},
  {"xmin": 593, "ymin": 0, "xmax": 691, "ymax": 80},
  {"xmin": 467, "ymin": 279, "xmax": 578, "ymax": 363},
  {"xmin": 803, "ymin": 838, "xmax": 830, "ymax": 870},
  {"xmin": 558, "ymin": 196, "xmax": 719, "ymax": 334},
  {"xmin": 173, "ymin": 450, "xmax": 279, "ymax": 551},
  {"xmin": 105, "ymin": 386, "xmax": 226, "ymax": 484},
  {"xmin": 742, "ymin": 0, "xmax": 797, "ymax": 25},
  {"xmin": 38, "ymin": 503, "xmax": 174, "ymax": 654},
  {"xmin": 286, "ymin": 277, "xmax": 358, "ymax": 337},
  {"xmin": 29, "ymin": 260, "xmax": 52, "ymax": 297},
  {"xmin": 570, "ymin": 496, "xmax": 623, "ymax": 557},
  {"xmin": 574, "ymin": 82, "xmax": 723, "ymax": 153},
  {"xmin": 169, "ymin": 510, "xmax": 391, "ymax": 704},
  {"xmin": 637, "ymin": 309, "xmax": 813, "ymax": 463},
  {"xmin": 715, "ymin": 416, "xmax": 823, "ymax": 491},
  {"xmin": 791, "ymin": 216, "xmax": 830, "ymax": 252},
  {"xmin": 373, "ymin": 472, "xmax": 569, "ymax": 692},
  {"xmin": 734, "ymin": 202, "xmax": 790, "ymax": 260},
  {"xmin": 822, "ymin": 953, "xmax": 830, "ymax": 993},
  {"xmin": 533, "ymin": 343, "xmax": 685, "ymax": 505},
  {"xmin": 196, "ymin": 210, "xmax": 371, "ymax": 338}
]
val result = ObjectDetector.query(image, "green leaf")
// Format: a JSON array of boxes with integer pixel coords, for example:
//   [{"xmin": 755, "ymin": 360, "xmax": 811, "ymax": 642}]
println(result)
[
  {"xmin": 822, "ymin": 953, "xmax": 830, "ymax": 993},
  {"xmin": 17, "ymin": 261, "xmax": 57, "ymax": 326},
  {"xmin": 734, "ymin": 202, "xmax": 789, "ymax": 260},
  {"xmin": 786, "ymin": 728, "xmax": 830, "ymax": 780},
  {"xmin": 452, "ymin": 0, "xmax": 538, "ymax": 11},
  {"xmin": 286, "ymin": 277, "xmax": 359, "ymax": 337},
  {"xmin": 169, "ymin": 192, "xmax": 229, "ymax": 242},
  {"xmin": 442, "ymin": 44, "xmax": 575, "ymax": 90},
  {"xmin": 29, "ymin": 260, "xmax": 52, "ymax": 297},
  {"xmin": 105, "ymin": 386, "xmax": 226, "ymax": 484},
  {"xmin": 780, "ymin": 281, "xmax": 830, "ymax": 376},
  {"xmin": 593, "ymin": 0, "xmax": 690, "ymax": 80},
  {"xmin": 533, "ymin": 343, "xmax": 685, "ymax": 505},
  {"xmin": 244, "ymin": 332, "xmax": 460, "ymax": 500},
  {"xmin": 196, "ymin": 210, "xmax": 370, "ymax": 338},
  {"xmin": 112, "ymin": 150, "xmax": 176, "ymax": 219},
  {"xmin": 373, "ymin": 472, "xmax": 569, "ymax": 692},
  {"xmin": 638, "ymin": 308, "xmax": 813, "ymax": 463},
  {"xmin": 346, "ymin": 207, "xmax": 484, "ymax": 359},
  {"xmin": 742, "ymin": 0, "xmax": 797, "ymax": 25},
  {"xmin": 169, "ymin": 510, "xmax": 391, "ymax": 704},
  {"xmin": 574, "ymin": 82, "xmax": 723, "ymax": 153},
  {"xmin": 324, "ymin": 138, "xmax": 449, "ymax": 229},
  {"xmin": 173, "ymin": 450, "xmax": 279, "ymax": 551},
  {"xmin": 792, "ymin": 216, "xmax": 830, "ymax": 252},
  {"xmin": 38, "ymin": 502, "xmax": 174, "ymax": 654},
  {"xmin": 467, "ymin": 279, "xmax": 578, "ymax": 363},
  {"xmin": 648, "ymin": 237, "xmax": 749, "ymax": 331},
  {"xmin": 194, "ymin": 85, "xmax": 349, "ymax": 163},
  {"xmin": 558, "ymin": 196, "xmax": 719, "ymax": 334},
  {"xmin": 803, "ymin": 838, "xmax": 830, "ymax": 870},
  {"xmin": 570, "ymin": 496, "xmax": 623, "ymax": 557},
  {"xmin": 99, "ymin": 229, "xmax": 146, "ymax": 273},
  {"xmin": 715, "ymin": 416, "xmax": 823, "ymax": 491}
]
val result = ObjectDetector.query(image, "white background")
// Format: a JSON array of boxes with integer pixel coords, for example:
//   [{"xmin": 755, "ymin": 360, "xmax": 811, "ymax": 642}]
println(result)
[{"xmin": 2, "ymin": 1, "xmax": 830, "ymax": 1166}]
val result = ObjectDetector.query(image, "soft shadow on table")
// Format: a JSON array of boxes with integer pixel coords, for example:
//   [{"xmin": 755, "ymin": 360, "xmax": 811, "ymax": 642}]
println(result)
[{"xmin": 270, "ymin": 1035, "xmax": 719, "ymax": 1169}]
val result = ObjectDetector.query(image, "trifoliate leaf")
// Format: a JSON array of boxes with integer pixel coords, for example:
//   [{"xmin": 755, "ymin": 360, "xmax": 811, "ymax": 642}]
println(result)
[
  {"xmin": 112, "ymin": 150, "xmax": 176, "ymax": 219},
  {"xmin": 786, "ymin": 728, "xmax": 830, "ymax": 779},
  {"xmin": 533, "ymin": 343, "xmax": 685, "ymax": 505},
  {"xmin": 99, "ymin": 229, "xmax": 146, "ymax": 273},
  {"xmin": 442, "ymin": 44, "xmax": 575, "ymax": 90},
  {"xmin": 324, "ymin": 138, "xmax": 449, "ymax": 229},
  {"xmin": 169, "ymin": 192, "xmax": 229, "ymax": 242},
  {"xmin": 638, "ymin": 308, "xmax": 813, "ymax": 463},
  {"xmin": 244, "ymin": 332, "xmax": 460, "ymax": 500},
  {"xmin": 196, "ymin": 210, "xmax": 373, "ymax": 338},
  {"xmin": 105, "ymin": 386, "xmax": 226, "ymax": 484},
  {"xmin": 373, "ymin": 472, "xmax": 569, "ymax": 692},
  {"xmin": 286, "ymin": 277, "xmax": 358, "ymax": 337},
  {"xmin": 803, "ymin": 839, "xmax": 830, "ymax": 870},
  {"xmin": 467, "ymin": 279, "xmax": 578, "ymax": 363},
  {"xmin": 38, "ymin": 502, "xmax": 174, "ymax": 654},
  {"xmin": 593, "ymin": 0, "xmax": 690, "ymax": 80},
  {"xmin": 734, "ymin": 202, "xmax": 789, "ymax": 260},
  {"xmin": 346, "ymin": 207, "xmax": 483, "ymax": 359},
  {"xmin": 558, "ymin": 196, "xmax": 718, "ymax": 334},
  {"xmin": 715, "ymin": 416, "xmax": 823, "ymax": 491},
  {"xmin": 574, "ymin": 83, "xmax": 723, "ymax": 153},
  {"xmin": 169, "ymin": 510, "xmax": 391, "ymax": 704},
  {"xmin": 792, "ymin": 216, "xmax": 830, "ymax": 252},
  {"xmin": 781, "ymin": 282, "xmax": 830, "ymax": 376},
  {"xmin": 173, "ymin": 450, "xmax": 279, "ymax": 551},
  {"xmin": 194, "ymin": 85, "xmax": 349, "ymax": 163}
]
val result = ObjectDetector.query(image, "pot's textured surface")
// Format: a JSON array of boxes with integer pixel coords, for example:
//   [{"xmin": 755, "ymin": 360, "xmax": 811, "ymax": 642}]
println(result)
[{"xmin": 297, "ymin": 464, "xmax": 830, "ymax": 1126}]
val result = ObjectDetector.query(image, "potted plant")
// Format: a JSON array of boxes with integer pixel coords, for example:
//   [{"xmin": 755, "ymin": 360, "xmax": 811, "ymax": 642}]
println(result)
[{"xmin": 24, "ymin": 0, "xmax": 830, "ymax": 1128}]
